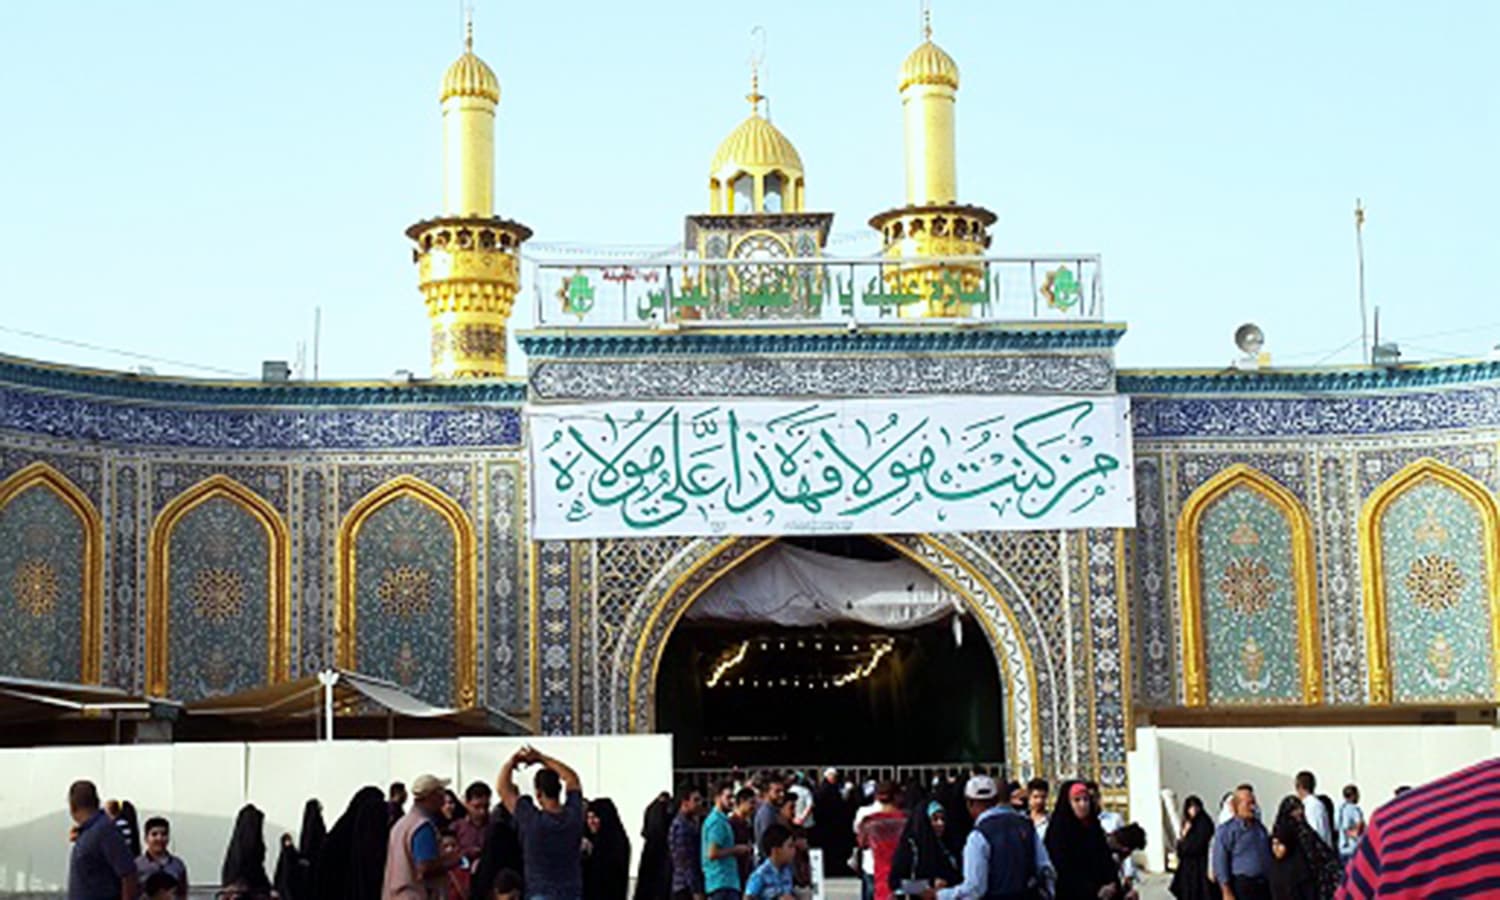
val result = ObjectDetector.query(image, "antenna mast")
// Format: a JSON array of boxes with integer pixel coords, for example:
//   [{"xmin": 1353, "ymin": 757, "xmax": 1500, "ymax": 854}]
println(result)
[{"xmin": 1355, "ymin": 198, "xmax": 1369, "ymax": 364}]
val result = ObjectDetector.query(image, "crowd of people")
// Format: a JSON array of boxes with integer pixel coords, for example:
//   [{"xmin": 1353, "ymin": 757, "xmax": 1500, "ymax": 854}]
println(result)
[
  {"xmin": 64, "ymin": 751, "xmax": 1496, "ymax": 900},
  {"xmin": 633, "ymin": 767, "xmax": 1148, "ymax": 900},
  {"xmin": 63, "ymin": 746, "xmax": 610, "ymax": 900},
  {"xmin": 62, "ymin": 758, "xmax": 1144, "ymax": 900},
  {"xmin": 1169, "ymin": 771, "xmax": 1364, "ymax": 900},
  {"xmin": 1163, "ymin": 756, "xmax": 1500, "ymax": 899}
]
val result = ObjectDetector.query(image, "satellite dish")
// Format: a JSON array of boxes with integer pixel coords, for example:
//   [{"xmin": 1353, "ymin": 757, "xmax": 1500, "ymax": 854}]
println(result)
[{"xmin": 1234, "ymin": 323, "xmax": 1265, "ymax": 356}]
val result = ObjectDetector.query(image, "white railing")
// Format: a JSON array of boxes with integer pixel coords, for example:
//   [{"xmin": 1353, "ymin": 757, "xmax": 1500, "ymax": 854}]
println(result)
[{"xmin": 527, "ymin": 255, "xmax": 1103, "ymax": 328}]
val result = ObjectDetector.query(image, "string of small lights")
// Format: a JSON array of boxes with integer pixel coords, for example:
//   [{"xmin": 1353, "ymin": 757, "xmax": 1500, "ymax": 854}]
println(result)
[
  {"xmin": 705, "ymin": 640, "xmax": 750, "ymax": 688},
  {"xmin": 704, "ymin": 637, "xmax": 897, "ymax": 689},
  {"xmin": 832, "ymin": 640, "xmax": 894, "ymax": 687}
]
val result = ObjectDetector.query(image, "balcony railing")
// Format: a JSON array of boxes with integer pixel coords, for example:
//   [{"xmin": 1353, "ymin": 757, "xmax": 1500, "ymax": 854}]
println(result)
[{"xmin": 526, "ymin": 254, "xmax": 1103, "ymax": 328}]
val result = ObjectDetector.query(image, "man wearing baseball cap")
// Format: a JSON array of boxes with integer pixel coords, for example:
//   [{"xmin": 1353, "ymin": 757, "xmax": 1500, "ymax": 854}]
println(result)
[
  {"xmin": 930, "ymin": 774, "xmax": 1053, "ymax": 900},
  {"xmin": 383, "ymin": 774, "xmax": 460, "ymax": 900}
]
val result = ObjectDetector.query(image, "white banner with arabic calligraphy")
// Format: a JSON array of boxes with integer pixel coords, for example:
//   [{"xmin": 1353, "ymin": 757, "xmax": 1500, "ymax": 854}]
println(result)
[{"xmin": 527, "ymin": 396, "xmax": 1135, "ymax": 539}]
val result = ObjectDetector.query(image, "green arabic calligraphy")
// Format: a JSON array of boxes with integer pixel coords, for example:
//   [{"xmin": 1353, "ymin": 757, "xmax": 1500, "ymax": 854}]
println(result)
[
  {"xmin": 634, "ymin": 268, "xmax": 833, "ymax": 320},
  {"xmin": 538, "ymin": 400, "xmax": 1128, "ymax": 533},
  {"xmin": 843, "ymin": 270, "xmax": 995, "ymax": 314}
]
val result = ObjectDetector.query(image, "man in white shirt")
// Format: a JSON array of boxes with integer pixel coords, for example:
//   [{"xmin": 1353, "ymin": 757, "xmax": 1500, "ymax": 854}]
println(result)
[{"xmin": 1295, "ymin": 770, "xmax": 1334, "ymax": 848}]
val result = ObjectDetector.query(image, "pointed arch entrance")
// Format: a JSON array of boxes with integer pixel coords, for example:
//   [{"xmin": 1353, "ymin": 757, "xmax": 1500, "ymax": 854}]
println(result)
[{"xmin": 613, "ymin": 533, "xmax": 1044, "ymax": 775}]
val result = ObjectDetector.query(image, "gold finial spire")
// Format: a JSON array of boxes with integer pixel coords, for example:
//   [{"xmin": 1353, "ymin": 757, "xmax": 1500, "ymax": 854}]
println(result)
[
  {"xmin": 922, "ymin": 0, "xmax": 933, "ymax": 40},
  {"xmin": 747, "ymin": 25, "xmax": 767, "ymax": 115},
  {"xmin": 464, "ymin": 9, "xmax": 474, "ymax": 52}
]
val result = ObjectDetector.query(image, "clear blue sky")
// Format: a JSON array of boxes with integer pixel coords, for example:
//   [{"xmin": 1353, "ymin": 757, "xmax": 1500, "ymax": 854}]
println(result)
[{"xmin": 0, "ymin": 0, "xmax": 1495, "ymax": 378}]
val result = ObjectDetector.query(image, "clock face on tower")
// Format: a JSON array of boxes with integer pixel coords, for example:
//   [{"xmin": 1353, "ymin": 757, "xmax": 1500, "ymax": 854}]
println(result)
[{"xmin": 730, "ymin": 231, "xmax": 792, "ymax": 293}]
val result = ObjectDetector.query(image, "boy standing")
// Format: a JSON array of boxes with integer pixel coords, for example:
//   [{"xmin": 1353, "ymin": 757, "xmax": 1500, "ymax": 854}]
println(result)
[
  {"xmin": 745, "ymin": 824, "xmax": 797, "ymax": 900},
  {"xmin": 135, "ymin": 817, "xmax": 188, "ymax": 899}
]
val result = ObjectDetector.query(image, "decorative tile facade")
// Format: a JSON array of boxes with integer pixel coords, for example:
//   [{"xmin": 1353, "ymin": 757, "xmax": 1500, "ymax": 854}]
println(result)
[
  {"xmin": 0, "ymin": 385, "xmax": 522, "ymax": 450},
  {"xmin": 1374, "ymin": 478, "xmax": 1494, "ymax": 702},
  {"xmin": 0, "ymin": 345, "xmax": 1497, "ymax": 797},
  {"xmin": 1132, "ymin": 373, "xmax": 1500, "ymax": 709},
  {"xmin": 529, "ymin": 353, "xmax": 1116, "ymax": 400},
  {"xmin": 1195, "ymin": 485, "xmax": 1303, "ymax": 704},
  {"xmin": 163, "ymin": 496, "xmax": 273, "ymax": 700},
  {"xmin": 486, "ymin": 462, "xmax": 528, "ymax": 713},
  {"xmin": 350, "ymin": 494, "xmax": 459, "ymax": 706},
  {"xmin": 0, "ymin": 482, "xmax": 88, "ymax": 681}
]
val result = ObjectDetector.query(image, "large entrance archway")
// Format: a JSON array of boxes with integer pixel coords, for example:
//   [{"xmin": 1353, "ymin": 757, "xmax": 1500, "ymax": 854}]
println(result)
[
  {"xmin": 658, "ymin": 596, "xmax": 1004, "ymax": 767},
  {"xmin": 608, "ymin": 533, "xmax": 1048, "ymax": 776}
]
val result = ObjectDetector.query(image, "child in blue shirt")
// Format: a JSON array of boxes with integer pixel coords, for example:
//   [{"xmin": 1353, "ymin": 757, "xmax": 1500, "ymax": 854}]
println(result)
[
  {"xmin": 1337, "ymin": 784, "xmax": 1365, "ymax": 864},
  {"xmin": 745, "ymin": 823, "xmax": 797, "ymax": 900}
]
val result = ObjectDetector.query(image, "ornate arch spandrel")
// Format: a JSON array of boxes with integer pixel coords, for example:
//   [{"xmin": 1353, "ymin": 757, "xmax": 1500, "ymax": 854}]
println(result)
[
  {"xmin": 146, "ymin": 474, "xmax": 289, "ymax": 698},
  {"xmin": 337, "ymin": 474, "xmax": 477, "ymax": 708},
  {"xmin": 1177, "ymin": 464, "xmax": 1321, "ymax": 707},
  {"xmin": 0, "ymin": 462, "xmax": 104, "ymax": 683},
  {"xmin": 622, "ymin": 532, "xmax": 1046, "ymax": 775},
  {"xmin": 912, "ymin": 533, "xmax": 1047, "ymax": 772},
  {"xmin": 1359, "ymin": 457, "xmax": 1500, "ymax": 705}
]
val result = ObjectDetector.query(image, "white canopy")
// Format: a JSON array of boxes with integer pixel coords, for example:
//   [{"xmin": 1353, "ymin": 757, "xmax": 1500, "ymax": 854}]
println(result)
[{"xmin": 684, "ymin": 542, "xmax": 961, "ymax": 629}]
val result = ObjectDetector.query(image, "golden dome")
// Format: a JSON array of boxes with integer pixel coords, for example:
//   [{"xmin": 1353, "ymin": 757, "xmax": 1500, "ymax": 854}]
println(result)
[
  {"xmin": 710, "ymin": 112, "xmax": 804, "ymax": 179},
  {"xmin": 441, "ymin": 32, "xmax": 500, "ymax": 104},
  {"xmin": 899, "ymin": 40, "xmax": 959, "ymax": 91}
]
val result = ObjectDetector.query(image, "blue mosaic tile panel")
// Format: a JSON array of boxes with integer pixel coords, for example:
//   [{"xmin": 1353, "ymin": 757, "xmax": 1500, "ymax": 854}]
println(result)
[
  {"xmin": 352, "ymin": 494, "xmax": 459, "ymax": 707},
  {"xmin": 0, "ymin": 484, "xmax": 87, "ymax": 681},
  {"xmin": 1196, "ymin": 485, "xmax": 1303, "ymax": 704},
  {"xmin": 166, "ymin": 496, "xmax": 272, "ymax": 701},
  {"xmin": 1378, "ymin": 479, "xmax": 1494, "ymax": 702}
]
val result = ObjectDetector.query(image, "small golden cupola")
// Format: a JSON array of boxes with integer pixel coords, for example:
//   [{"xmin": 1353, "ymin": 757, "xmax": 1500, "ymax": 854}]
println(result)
[
  {"xmin": 870, "ymin": 10, "xmax": 995, "ymax": 318},
  {"xmin": 686, "ymin": 46, "xmax": 833, "ymax": 321},
  {"xmin": 406, "ymin": 16, "xmax": 531, "ymax": 379},
  {"xmin": 708, "ymin": 75, "xmax": 805, "ymax": 214}
]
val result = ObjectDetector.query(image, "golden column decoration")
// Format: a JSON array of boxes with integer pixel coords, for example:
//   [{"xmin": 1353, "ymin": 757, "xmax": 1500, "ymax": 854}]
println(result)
[
  {"xmin": 407, "ymin": 16, "xmax": 531, "ymax": 379},
  {"xmin": 869, "ymin": 10, "xmax": 995, "ymax": 318}
]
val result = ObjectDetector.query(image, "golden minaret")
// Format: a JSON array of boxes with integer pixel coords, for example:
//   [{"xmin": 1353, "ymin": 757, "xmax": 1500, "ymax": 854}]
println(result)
[
  {"xmin": 869, "ymin": 9, "xmax": 995, "ymax": 318},
  {"xmin": 406, "ymin": 16, "xmax": 531, "ymax": 378}
]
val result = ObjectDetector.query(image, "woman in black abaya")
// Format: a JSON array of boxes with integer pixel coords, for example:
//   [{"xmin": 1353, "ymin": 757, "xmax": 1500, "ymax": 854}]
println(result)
[
  {"xmin": 1044, "ymin": 781, "xmax": 1121, "ymax": 900},
  {"xmin": 295, "ymin": 799, "xmax": 326, "ymax": 899},
  {"xmin": 1270, "ymin": 795, "xmax": 1341, "ymax": 900},
  {"xmin": 888, "ymin": 800, "xmax": 962, "ymax": 892},
  {"xmin": 1169, "ymin": 795, "xmax": 1214, "ymax": 900},
  {"xmin": 632, "ymin": 792, "xmax": 674, "ymax": 900},
  {"xmin": 583, "ymin": 798, "xmax": 631, "ymax": 900},
  {"xmin": 315, "ymin": 787, "xmax": 389, "ymax": 900},
  {"xmin": 221, "ymin": 804, "xmax": 273, "ymax": 897},
  {"xmin": 471, "ymin": 801, "xmax": 525, "ymax": 900}
]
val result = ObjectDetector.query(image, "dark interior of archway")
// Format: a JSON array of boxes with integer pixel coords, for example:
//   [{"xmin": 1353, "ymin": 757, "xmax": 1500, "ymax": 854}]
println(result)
[{"xmin": 657, "ymin": 536, "xmax": 1003, "ymax": 768}]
